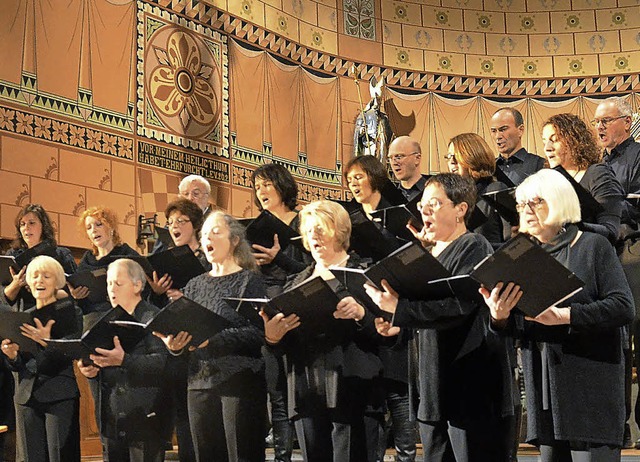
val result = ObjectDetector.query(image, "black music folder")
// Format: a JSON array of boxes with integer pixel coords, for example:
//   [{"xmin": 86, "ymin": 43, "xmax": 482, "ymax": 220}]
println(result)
[
  {"xmin": 553, "ymin": 166, "xmax": 604, "ymax": 220},
  {"xmin": 0, "ymin": 241, "xmax": 58, "ymax": 285},
  {"xmin": 226, "ymin": 276, "xmax": 341, "ymax": 334},
  {"xmin": 470, "ymin": 233, "xmax": 584, "ymax": 317},
  {"xmin": 0, "ymin": 310, "xmax": 39, "ymax": 354},
  {"xmin": 369, "ymin": 194, "xmax": 423, "ymax": 242},
  {"xmin": 154, "ymin": 226, "xmax": 174, "ymax": 249},
  {"xmin": 425, "ymin": 274, "xmax": 482, "ymax": 303},
  {"xmin": 348, "ymin": 208, "xmax": 400, "ymax": 262},
  {"xmin": 45, "ymin": 306, "xmax": 146, "ymax": 364},
  {"xmin": 331, "ymin": 241, "xmax": 451, "ymax": 304},
  {"xmin": 328, "ymin": 268, "xmax": 392, "ymax": 321},
  {"xmin": 144, "ymin": 296, "xmax": 232, "ymax": 346},
  {"xmin": 32, "ymin": 298, "xmax": 81, "ymax": 340},
  {"xmin": 481, "ymin": 187, "xmax": 519, "ymax": 225},
  {"xmin": 494, "ymin": 166, "xmax": 517, "ymax": 188},
  {"xmin": 241, "ymin": 210, "xmax": 300, "ymax": 251},
  {"xmin": 146, "ymin": 245, "xmax": 207, "ymax": 289},
  {"xmin": 467, "ymin": 205, "xmax": 489, "ymax": 230},
  {"xmin": 67, "ymin": 268, "xmax": 108, "ymax": 304}
]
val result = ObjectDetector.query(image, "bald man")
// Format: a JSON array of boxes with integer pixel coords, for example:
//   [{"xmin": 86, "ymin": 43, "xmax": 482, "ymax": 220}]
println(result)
[{"xmin": 388, "ymin": 136, "xmax": 429, "ymax": 200}]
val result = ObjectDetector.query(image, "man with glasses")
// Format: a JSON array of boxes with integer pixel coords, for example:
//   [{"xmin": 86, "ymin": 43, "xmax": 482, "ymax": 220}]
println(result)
[
  {"xmin": 154, "ymin": 175, "xmax": 215, "ymax": 253},
  {"xmin": 595, "ymin": 97, "xmax": 640, "ymax": 236},
  {"xmin": 490, "ymin": 108, "xmax": 545, "ymax": 186},
  {"xmin": 595, "ymin": 96, "xmax": 640, "ymax": 450},
  {"xmin": 178, "ymin": 174, "xmax": 214, "ymax": 217},
  {"xmin": 388, "ymin": 136, "xmax": 430, "ymax": 201}
]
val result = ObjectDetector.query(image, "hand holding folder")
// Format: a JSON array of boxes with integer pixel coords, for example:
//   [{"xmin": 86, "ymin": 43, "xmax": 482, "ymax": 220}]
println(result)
[
  {"xmin": 240, "ymin": 210, "xmax": 300, "ymax": 251},
  {"xmin": 226, "ymin": 276, "xmax": 341, "ymax": 335},
  {"xmin": 0, "ymin": 241, "xmax": 58, "ymax": 286}
]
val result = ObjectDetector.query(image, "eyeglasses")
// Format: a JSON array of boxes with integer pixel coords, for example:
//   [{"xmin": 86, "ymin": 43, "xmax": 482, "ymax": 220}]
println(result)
[
  {"xmin": 515, "ymin": 198, "xmax": 546, "ymax": 213},
  {"xmin": 167, "ymin": 217, "xmax": 191, "ymax": 226},
  {"xmin": 387, "ymin": 152, "xmax": 419, "ymax": 162},
  {"xmin": 180, "ymin": 188, "xmax": 204, "ymax": 199},
  {"xmin": 590, "ymin": 115, "xmax": 627, "ymax": 128},
  {"xmin": 417, "ymin": 198, "xmax": 453, "ymax": 212}
]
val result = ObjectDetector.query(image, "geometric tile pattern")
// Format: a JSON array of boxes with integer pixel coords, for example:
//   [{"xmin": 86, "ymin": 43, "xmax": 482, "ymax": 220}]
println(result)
[{"xmin": 343, "ymin": 0, "xmax": 375, "ymax": 41}]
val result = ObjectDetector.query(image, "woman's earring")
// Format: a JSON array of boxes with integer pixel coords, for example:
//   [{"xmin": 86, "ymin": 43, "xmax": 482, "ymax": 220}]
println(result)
[{"xmin": 456, "ymin": 216, "xmax": 460, "ymax": 223}]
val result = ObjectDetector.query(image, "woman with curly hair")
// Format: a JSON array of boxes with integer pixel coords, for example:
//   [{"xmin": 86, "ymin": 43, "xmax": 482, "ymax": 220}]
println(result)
[
  {"xmin": 542, "ymin": 113, "xmax": 623, "ymax": 244},
  {"xmin": 69, "ymin": 206, "xmax": 139, "ymax": 315}
]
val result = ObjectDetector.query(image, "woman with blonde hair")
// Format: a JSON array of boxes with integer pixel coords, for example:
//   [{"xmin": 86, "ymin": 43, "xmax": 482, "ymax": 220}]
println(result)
[
  {"xmin": 2, "ymin": 256, "xmax": 82, "ymax": 462},
  {"xmin": 262, "ymin": 200, "xmax": 383, "ymax": 462}
]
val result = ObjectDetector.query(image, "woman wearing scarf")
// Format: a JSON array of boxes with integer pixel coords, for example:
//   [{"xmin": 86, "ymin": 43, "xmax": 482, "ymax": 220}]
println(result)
[{"xmin": 484, "ymin": 169, "xmax": 634, "ymax": 461}]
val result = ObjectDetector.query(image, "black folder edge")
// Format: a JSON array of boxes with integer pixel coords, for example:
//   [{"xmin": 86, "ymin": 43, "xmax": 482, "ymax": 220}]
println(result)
[
  {"xmin": 553, "ymin": 165, "xmax": 604, "ymax": 219},
  {"xmin": 146, "ymin": 245, "xmax": 207, "ymax": 289},
  {"xmin": 242, "ymin": 210, "xmax": 300, "ymax": 250},
  {"xmin": 481, "ymin": 187, "xmax": 519, "ymax": 225},
  {"xmin": 0, "ymin": 310, "xmax": 39, "ymax": 355},
  {"xmin": 145, "ymin": 296, "xmax": 232, "ymax": 347},
  {"xmin": 66, "ymin": 268, "xmax": 108, "ymax": 304},
  {"xmin": 469, "ymin": 234, "xmax": 585, "ymax": 317},
  {"xmin": 328, "ymin": 268, "xmax": 393, "ymax": 322}
]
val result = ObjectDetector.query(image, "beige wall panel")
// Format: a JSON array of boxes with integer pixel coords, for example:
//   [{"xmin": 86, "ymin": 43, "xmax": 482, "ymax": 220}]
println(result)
[
  {"xmin": 443, "ymin": 31, "xmax": 486, "ymax": 55},
  {"xmin": 85, "ymin": 189, "xmax": 136, "ymax": 226},
  {"xmin": 265, "ymin": 5, "xmax": 300, "ymax": 41},
  {"xmin": 381, "ymin": 1, "xmax": 422, "ymax": 25},
  {"xmin": 574, "ymin": 31, "xmax": 621, "ymax": 55},
  {"xmin": 402, "ymin": 25, "xmax": 444, "ymax": 51},
  {"xmin": 424, "ymin": 51, "xmax": 465, "ymax": 74},
  {"xmin": 508, "ymin": 57, "xmax": 553, "ymax": 78},
  {"xmin": 58, "ymin": 213, "xmax": 88, "ymax": 249},
  {"xmin": 466, "ymin": 55, "xmax": 509, "ymax": 78},
  {"xmin": 299, "ymin": 23, "xmax": 337, "ymax": 54},
  {"xmin": 111, "ymin": 161, "xmax": 135, "ymax": 196},
  {"xmin": 484, "ymin": 0, "xmax": 526, "ymax": 12},
  {"xmin": 0, "ymin": 170, "xmax": 30, "ymax": 207},
  {"xmin": 59, "ymin": 149, "xmax": 111, "ymax": 190},
  {"xmin": 282, "ymin": 0, "xmax": 318, "ymax": 25},
  {"xmin": 550, "ymin": 10, "xmax": 596, "ymax": 34},
  {"xmin": 383, "ymin": 45, "xmax": 424, "ymax": 71},
  {"xmin": 620, "ymin": 28, "xmax": 640, "ymax": 52},
  {"xmin": 317, "ymin": 4, "xmax": 337, "ymax": 31},
  {"xmin": 552, "ymin": 55, "xmax": 599, "ymax": 77},
  {"xmin": 227, "ymin": 0, "xmax": 265, "ymax": 26},
  {"xmin": 596, "ymin": 8, "xmax": 640, "ymax": 31},
  {"xmin": 1, "ymin": 204, "xmax": 21, "ymax": 240},
  {"xmin": 528, "ymin": 34, "xmax": 574, "ymax": 56},
  {"xmin": 382, "ymin": 21, "xmax": 403, "ymax": 46},
  {"xmin": 422, "ymin": 6, "xmax": 463, "ymax": 31},
  {"xmin": 486, "ymin": 33, "xmax": 529, "ymax": 56},
  {"xmin": 463, "ymin": 10, "xmax": 505, "ymax": 34},
  {"xmin": 525, "ymin": 0, "xmax": 564, "ymax": 12},
  {"xmin": 1, "ymin": 136, "xmax": 58, "ymax": 179},
  {"xmin": 505, "ymin": 12, "xmax": 550, "ymax": 34},
  {"xmin": 441, "ymin": 0, "xmax": 484, "ymax": 9},
  {"xmin": 598, "ymin": 51, "xmax": 640, "ymax": 75},
  {"xmin": 338, "ymin": 34, "xmax": 382, "ymax": 63}
]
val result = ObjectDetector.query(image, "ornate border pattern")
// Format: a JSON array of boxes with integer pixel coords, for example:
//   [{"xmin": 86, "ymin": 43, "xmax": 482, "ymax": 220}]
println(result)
[
  {"xmin": 0, "ymin": 104, "xmax": 134, "ymax": 160},
  {"xmin": 147, "ymin": 0, "xmax": 640, "ymax": 97}
]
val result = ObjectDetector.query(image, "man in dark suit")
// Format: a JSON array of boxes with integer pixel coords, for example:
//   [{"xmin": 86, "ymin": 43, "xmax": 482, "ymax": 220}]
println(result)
[{"xmin": 490, "ymin": 108, "xmax": 545, "ymax": 186}]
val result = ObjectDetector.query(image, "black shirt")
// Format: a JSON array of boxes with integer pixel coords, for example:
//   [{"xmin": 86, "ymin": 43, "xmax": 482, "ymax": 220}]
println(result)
[
  {"xmin": 603, "ymin": 136, "xmax": 640, "ymax": 228},
  {"xmin": 398, "ymin": 174, "xmax": 429, "ymax": 201},
  {"xmin": 496, "ymin": 148, "xmax": 546, "ymax": 186}
]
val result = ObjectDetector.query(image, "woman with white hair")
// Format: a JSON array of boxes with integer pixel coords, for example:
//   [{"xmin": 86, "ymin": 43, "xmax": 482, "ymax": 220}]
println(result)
[
  {"xmin": 1, "ymin": 255, "xmax": 82, "ymax": 462},
  {"xmin": 77, "ymin": 258, "xmax": 169, "ymax": 462},
  {"xmin": 483, "ymin": 169, "xmax": 634, "ymax": 461}
]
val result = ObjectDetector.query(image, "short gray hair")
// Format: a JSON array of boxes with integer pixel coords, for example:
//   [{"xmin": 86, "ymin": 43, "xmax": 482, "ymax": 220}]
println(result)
[
  {"xmin": 603, "ymin": 96, "xmax": 633, "ymax": 117},
  {"xmin": 108, "ymin": 258, "xmax": 147, "ymax": 292},
  {"xmin": 516, "ymin": 169, "xmax": 581, "ymax": 229},
  {"xmin": 179, "ymin": 175, "xmax": 211, "ymax": 194}
]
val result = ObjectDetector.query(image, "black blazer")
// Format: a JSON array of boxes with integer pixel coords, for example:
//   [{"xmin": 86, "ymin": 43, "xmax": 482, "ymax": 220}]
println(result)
[{"xmin": 7, "ymin": 303, "xmax": 82, "ymax": 405}]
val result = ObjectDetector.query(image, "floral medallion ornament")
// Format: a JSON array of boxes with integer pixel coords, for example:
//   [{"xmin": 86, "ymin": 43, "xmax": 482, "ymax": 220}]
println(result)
[
  {"xmin": 149, "ymin": 30, "xmax": 218, "ymax": 131},
  {"xmin": 145, "ymin": 26, "xmax": 223, "ymax": 140}
]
